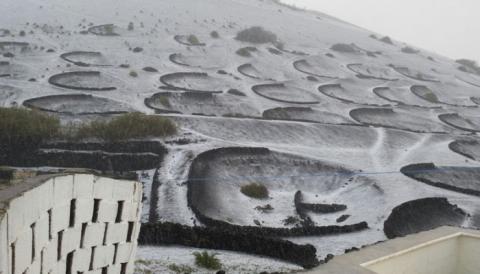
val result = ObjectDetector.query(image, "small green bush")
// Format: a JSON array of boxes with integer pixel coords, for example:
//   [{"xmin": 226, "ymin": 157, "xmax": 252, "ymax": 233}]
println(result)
[
  {"xmin": 128, "ymin": 22, "xmax": 134, "ymax": 31},
  {"xmin": 235, "ymin": 26, "xmax": 278, "ymax": 44},
  {"xmin": 456, "ymin": 59, "xmax": 480, "ymax": 75},
  {"xmin": 187, "ymin": 35, "xmax": 200, "ymax": 45},
  {"xmin": 193, "ymin": 251, "xmax": 221, "ymax": 270},
  {"xmin": 103, "ymin": 24, "xmax": 115, "ymax": 35},
  {"xmin": 255, "ymin": 204, "xmax": 274, "ymax": 212},
  {"xmin": 330, "ymin": 43, "xmax": 357, "ymax": 53},
  {"xmin": 210, "ymin": 31, "xmax": 219, "ymax": 38},
  {"xmin": 74, "ymin": 112, "xmax": 177, "ymax": 141},
  {"xmin": 380, "ymin": 36, "xmax": 393, "ymax": 45},
  {"xmin": 283, "ymin": 216, "xmax": 300, "ymax": 226},
  {"xmin": 240, "ymin": 183, "xmax": 269, "ymax": 199},
  {"xmin": 129, "ymin": 70, "xmax": 138, "ymax": 77},
  {"xmin": 457, "ymin": 59, "xmax": 477, "ymax": 68},
  {"xmin": 423, "ymin": 91, "xmax": 439, "ymax": 103},
  {"xmin": 236, "ymin": 46, "xmax": 257, "ymax": 57},
  {"xmin": 401, "ymin": 46, "xmax": 419, "ymax": 54},
  {"xmin": 157, "ymin": 96, "xmax": 171, "ymax": 108}
]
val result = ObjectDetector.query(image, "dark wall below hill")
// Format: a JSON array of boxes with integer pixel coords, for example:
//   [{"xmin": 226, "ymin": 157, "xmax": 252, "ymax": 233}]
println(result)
[
  {"xmin": 1, "ymin": 140, "xmax": 167, "ymax": 172},
  {"xmin": 139, "ymin": 222, "xmax": 320, "ymax": 269}
]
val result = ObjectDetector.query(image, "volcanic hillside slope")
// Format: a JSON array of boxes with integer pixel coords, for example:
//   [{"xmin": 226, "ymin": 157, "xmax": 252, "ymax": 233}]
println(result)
[{"xmin": 1, "ymin": 0, "xmax": 480, "ymax": 272}]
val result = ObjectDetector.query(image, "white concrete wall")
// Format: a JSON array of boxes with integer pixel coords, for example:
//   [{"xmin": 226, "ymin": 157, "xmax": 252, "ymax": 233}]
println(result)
[
  {"xmin": 363, "ymin": 234, "xmax": 480, "ymax": 274},
  {"xmin": 364, "ymin": 237, "xmax": 459, "ymax": 274},
  {"xmin": 457, "ymin": 235, "xmax": 480, "ymax": 274},
  {"xmin": 0, "ymin": 174, "xmax": 142, "ymax": 274}
]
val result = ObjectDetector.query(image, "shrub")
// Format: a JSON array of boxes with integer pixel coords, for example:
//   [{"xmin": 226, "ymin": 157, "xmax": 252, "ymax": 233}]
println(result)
[
  {"xmin": 143, "ymin": 66, "xmax": 158, "ymax": 72},
  {"xmin": 236, "ymin": 46, "xmax": 257, "ymax": 57},
  {"xmin": 132, "ymin": 47, "xmax": 143, "ymax": 53},
  {"xmin": 193, "ymin": 251, "xmax": 221, "ymax": 270},
  {"xmin": 187, "ymin": 35, "xmax": 200, "ymax": 45},
  {"xmin": 227, "ymin": 89, "xmax": 246, "ymax": 96},
  {"xmin": 210, "ymin": 31, "xmax": 219, "ymax": 38},
  {"xmin": 267, "ymin": 47, "xmax": 282, "ymax": 55},
  {"xmin": 129, "ymin": 70, "xmax": 138, "ymax": 77},
  {"xmin": 283, "ymin": 216, "xmax": 300, "ymax": 226},
  {"xmin": 74, "ymin": 112, "xmax": 177, "ymax": 141},
  {"xmin": 103, "ymin": 24, "xmax": 115, "ymax": 35},
  {"xmin": 0, "ymin": 107, "xmax": 60, "ymax": 159},
  {"xmin": 380, "ymin": 36, "xmax": 393, "ymax": 45},
  {"xmin": 423, "ymin": 91, "xmax": 439, "ymax": 103},
  {"xmin": 401, "ymin": 46, "xmax": 419, "ymax": 54},
  {"xmin": 330, "ymin": 43, "xmax": 357, "ymax": 53},
  {"xmin": 128, "ymin": 22, "xmax": 134, "ymax": 31},
  {"xmin": 240, "ymin": 183, "xmax": 269, "ymax": 199},
  {"xmin": 19, "ymin": 30, "xmax": 26, "ymax": 37},
  {"xmin": 457, "ymin": 59, "xmax": 477, "ymax": 68},
  {"xmin": 157, "ymin": 95, "xmax": 171, "ymax": 107},
  {"xmin": 255, "ymin": 204, "xmax": 274, "ymax": 213},
  {"xmin": 235, "ymin": 26, "xmax": 278, "ymax": 44},
  {"xmin": 456, "ymin": 59, "xmax": 480, "ymax": 75}
]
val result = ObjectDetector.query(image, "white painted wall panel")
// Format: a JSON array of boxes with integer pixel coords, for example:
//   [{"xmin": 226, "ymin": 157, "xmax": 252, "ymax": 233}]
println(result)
[{"xmin": 0, "ymin": 174, "xmax": 142, "ymax": 274}]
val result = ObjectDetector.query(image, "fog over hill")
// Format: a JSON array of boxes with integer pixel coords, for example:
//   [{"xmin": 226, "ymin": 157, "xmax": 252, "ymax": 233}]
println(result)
[{"xmin": 0, "ymin": 0, "xmax": 479, "ymax": 273}]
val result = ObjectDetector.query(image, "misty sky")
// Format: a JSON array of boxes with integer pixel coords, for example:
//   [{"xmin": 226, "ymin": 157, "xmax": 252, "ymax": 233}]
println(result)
[{"xmin": 282, "ymin": 0, "xmax": 480, "ymax": 62}]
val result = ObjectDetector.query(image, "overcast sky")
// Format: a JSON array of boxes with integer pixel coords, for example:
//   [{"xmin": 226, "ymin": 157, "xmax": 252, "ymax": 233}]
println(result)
[{"xmin": 281, "ymin": 0, "xmax": 480, "ymax": 62}]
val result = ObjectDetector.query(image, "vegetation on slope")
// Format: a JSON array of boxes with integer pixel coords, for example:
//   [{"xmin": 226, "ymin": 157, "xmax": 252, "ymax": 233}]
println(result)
[
  {"xmin": 457, "ymin": 59, "xmax": 480, "ymax": 75},
  {"xmin": 0, "ymin": 108, "xmax": 60, "ymax": 160},
  {"xmin": 73, "ymin": 112, "xmax": 177, "ymax": 141},
  {"xmin": 0, "ymin": 107, "xmax": 176, "ymax": 147},
  {"xmin": 235, "ymin": 26, "xmax": 278, "ymax": 44}
]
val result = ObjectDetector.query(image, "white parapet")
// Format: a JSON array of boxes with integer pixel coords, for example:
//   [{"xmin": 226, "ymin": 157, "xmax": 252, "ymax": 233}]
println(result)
[
  {"xmin": 0, "ymin": 172, "xmax": 143, "ymax": 274},
  {"xmin": 306, "ymin": 226, "xmax": 480, "ymax": 274},
  {"xmin": 361, "ymin": 232, "xmax": 480, "ymax": 274}
]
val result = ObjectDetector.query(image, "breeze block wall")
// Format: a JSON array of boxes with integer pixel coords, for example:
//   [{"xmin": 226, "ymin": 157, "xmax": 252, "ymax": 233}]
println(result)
[{"xmin": 0, "ymin": 173, "xmax": 143, "ymax": 274}]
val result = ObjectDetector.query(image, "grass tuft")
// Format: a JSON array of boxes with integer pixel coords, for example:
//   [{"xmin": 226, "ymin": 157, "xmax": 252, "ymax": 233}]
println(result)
[{"xmin": 193, "ymin": 251, "xmax": 221, "ymax": 270}]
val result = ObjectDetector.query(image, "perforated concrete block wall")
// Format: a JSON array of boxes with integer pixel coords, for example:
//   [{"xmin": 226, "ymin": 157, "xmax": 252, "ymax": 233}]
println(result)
[{"xmin": 0, "ymin": 174, "xmax": 142, "ymax": 274}]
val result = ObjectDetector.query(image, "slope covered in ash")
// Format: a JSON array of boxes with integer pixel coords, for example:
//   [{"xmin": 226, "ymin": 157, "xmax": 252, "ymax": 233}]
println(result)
[{"xmin": 0, "ymin": 0, "xmax": 479, "ymax": 272}]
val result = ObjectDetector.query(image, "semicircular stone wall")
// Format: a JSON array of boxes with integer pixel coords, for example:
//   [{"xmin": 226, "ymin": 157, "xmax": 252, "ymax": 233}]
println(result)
[{"xmin": 0, "ymin": 173, "xmax": 142, "ymax": 274}]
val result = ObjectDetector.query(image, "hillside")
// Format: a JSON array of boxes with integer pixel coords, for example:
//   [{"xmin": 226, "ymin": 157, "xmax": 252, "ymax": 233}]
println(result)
[{"xmin": 0, "ymin": 0, "xmax": 479, "ymax": 273}]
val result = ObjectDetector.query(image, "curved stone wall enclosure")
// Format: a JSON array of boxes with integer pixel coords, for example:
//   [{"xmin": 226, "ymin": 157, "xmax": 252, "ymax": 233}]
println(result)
[{"xmin": 0, "ymin": 173, "xmax": 142, "ymax": 274}]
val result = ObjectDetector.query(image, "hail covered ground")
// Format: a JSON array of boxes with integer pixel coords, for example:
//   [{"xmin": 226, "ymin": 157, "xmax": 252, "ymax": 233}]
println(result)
[{"xmin": 0, "ymin": 0, "xmax": 479, "ymax": 273}]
